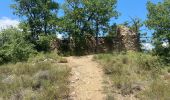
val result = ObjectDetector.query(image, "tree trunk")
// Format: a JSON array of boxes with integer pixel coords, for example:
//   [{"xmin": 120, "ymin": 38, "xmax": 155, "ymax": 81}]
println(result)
[
  {"xmin": 95, "ymin": 20, "xmax": 99, "ymax": 53},
  {"xmin": 44, "ymin": 22, "xmax": 47, "ymax": 35}
]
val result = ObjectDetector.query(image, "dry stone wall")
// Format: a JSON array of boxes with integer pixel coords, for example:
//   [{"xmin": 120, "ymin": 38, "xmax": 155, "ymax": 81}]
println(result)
[
  {"xmin": 116, "ymin": 25, "xmax": 140, "ymax": 51},
  {"xmin": 52, "ymin": 25, "xmax": 140, "ymax": 53}
]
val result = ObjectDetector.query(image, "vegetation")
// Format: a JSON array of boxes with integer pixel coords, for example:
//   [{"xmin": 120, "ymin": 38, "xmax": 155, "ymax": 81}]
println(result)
[
  {"xmin": 58, "ymin": 0, "xmax": 119, "ymax": 54},
  {"xmin": 0, "ymin": 53, "xmax": 70, "ymax": 100},
  {"xmin": 11, "ymin": 0, "xmax": 59, "ymax": 37},
  {"xmin": 146, "ymin": 0, "xmax": 170, "ymax": 62},
  {"xmin": 0, "ymin": 28, "xmax": 36, "ymax": 64},
  {"xmin": 94, "ymin": 51, "xmax": 170, "ymax": 99},
  {"xmin": 0, "ymin": 0, "xmax": 170, "ymax": 99}
]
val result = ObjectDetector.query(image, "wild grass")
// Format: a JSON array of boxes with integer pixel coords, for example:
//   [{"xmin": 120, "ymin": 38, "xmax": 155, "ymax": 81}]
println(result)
[
  {"xmin": 94, "ymin": 51, "xmax": 169, "ymax": 99},
  {"xmin": 138, "ymin": 79, "xmax": 170, "ymax": 100},
  {"xmin": 0, "ymin": 53, "xmax": 70, "ymax": 100},
  {"xmin": 28, "ymin": 51, "xmax": 67, "ymax": 63}
]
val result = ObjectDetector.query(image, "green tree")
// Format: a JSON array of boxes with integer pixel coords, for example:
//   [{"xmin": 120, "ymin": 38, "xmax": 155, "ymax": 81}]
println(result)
[
  {"xmin": 0, "ymin": 28, "xmax": 36, "ymax": 64},
  {"xmin": 146, "ymin": 0, "xmax": 170, "ymax": 61},
  {"xmin": 84, "ymin": 0, "xmax": 118, "ymax": 52},
  {"xmin": 59, "ymin": 0, "xmax": 86, "ymax": 55},
  {"xmin": 60, "ymin": 0, "xmax": 118, "ymax": 54},
  {"xmin": 129, "ymin": 17, "xmax": 143, "ymax": 51},
  {"xmin": 11, "ymin": 0, "xmax": 59, "ymax": 40}
]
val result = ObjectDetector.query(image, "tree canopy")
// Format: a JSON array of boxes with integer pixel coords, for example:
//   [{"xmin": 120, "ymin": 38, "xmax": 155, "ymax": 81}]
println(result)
[
  {"xmin": 146, "ymin": 0, "xmax": 170, "ymax": 61},
  {"xmin": 11, "ymin": 0, "xmax": 59, "ymax": 39},
  {"xmin": 59, "ymin": 0, "xmax": 118, "ymax": 54}
]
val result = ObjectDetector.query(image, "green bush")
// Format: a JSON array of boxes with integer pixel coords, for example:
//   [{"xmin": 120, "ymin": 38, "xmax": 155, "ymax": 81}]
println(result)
[
  {"xmin": 0, "ymin": 28, "xmax": 36, "ymax": 64},
  {"xmin": 35, "ymin": 35, "xmax": 54, "ymax": 52}
]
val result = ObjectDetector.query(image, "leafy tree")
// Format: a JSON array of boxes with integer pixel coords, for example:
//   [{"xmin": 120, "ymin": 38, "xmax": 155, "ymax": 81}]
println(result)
[
  {"xmin": 60, "ymin": 0, "xmax": 118, "ymax": 54},
  {"xmin": 130, "ymin": 17, "xmax": 143, "ymax": 34},
  {"xmin": 11, "ymin": 0, "xmax": 59, "ymax": 40},
  {"xmin": 0, "ymin": 28, "xmax": 36, "ymax": 64},
  {"xmin": 108, "ymin": 23, "xmax": 117, "ymax": 37},
  {"xmin": 146, "ymin": 0, "xmax": 170, "ymax": 61},
  {"xmin": 84, "ymin": 0, "xmax": 118, "ymax": 52},
  {"xmin": 129, "ymin": 18, "xmax": 143, "ymax": 50},
  {"xmin": 59, "ymin": 0, "xmax": 86, "ymax": 55},
  {"xmin": 36, "ymin": 35, "xmax": 55, "ymax": 52}
]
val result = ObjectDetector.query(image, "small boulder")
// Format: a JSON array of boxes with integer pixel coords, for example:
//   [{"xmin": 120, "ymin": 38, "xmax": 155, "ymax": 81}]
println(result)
[
  {"xmin": 164, "ymin": 73, "xmax": 170, "ymax": 80},
  {"xmin": 34, "ymin": 70, "xmax": 49, "ymax": 80},
  {"xmin": 2, "ymin": 75, "xmax": 16, "ymax": 84}
]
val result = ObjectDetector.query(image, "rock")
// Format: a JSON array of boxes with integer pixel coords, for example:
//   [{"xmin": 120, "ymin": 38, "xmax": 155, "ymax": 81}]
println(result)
[
  {"xmin": 132, "ymin": 84, "xmax": 142, "ymax": 92},
  {"xmin": 43, "ymin": 59, "xmax": 48, "ymax": 62},
  {"xmin": 164, "ymin": 73, "xmax": 170, "ymax": 80},
  {"xmin": 2, "ymin": 75, "xmax": 16, "ymax": 84},
  {"xmin": 117, "ymin": 25, "xmax": 140, "ymax": 51},
  {"xmin": 70, "ymin": 91, "xmax": 76, "ymax": 97},
  {"xmin": 71, "ymin": 77, "xmax": 79, "ymax": 83},
  {"xmin": 34, "ymin": 70, "xmax": 49, "ymax": 80},
  {"xmin": 32, "ymin": 71, "xmax": 50, "ymax": 90}
]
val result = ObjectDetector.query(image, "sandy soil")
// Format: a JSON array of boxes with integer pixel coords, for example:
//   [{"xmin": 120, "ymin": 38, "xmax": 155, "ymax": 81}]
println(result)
[{"xmin": 66, "ymin": 55, "xmax": 106, "ymax": 100}]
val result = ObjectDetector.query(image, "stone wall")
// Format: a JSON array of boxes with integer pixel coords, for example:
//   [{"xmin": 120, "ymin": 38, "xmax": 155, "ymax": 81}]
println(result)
[
  {"xmin": 52, "ymin": 25, "xmax": 140, "ymax": 53},
  {"xmin": 116, "ymin": 25, "xmax": 140, "ymax": 51}
]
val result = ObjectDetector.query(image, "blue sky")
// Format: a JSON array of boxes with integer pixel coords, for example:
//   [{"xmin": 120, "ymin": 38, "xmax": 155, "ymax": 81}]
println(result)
[
  {"xmin": 0, "ymin": 0, "xmax": 162, "ymax": 31},
  {"xmin": 0, "ymin": 0, "xmax": 162, "ymax": 21}
]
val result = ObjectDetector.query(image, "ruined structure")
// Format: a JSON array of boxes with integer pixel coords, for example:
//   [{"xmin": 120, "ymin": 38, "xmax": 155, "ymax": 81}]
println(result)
[
  {"xmin": 116, "ymin": 25, "xmax": 140, "ymax": 51},
  {"xmin": 51, "ymin": 25, "xmax": 140, "ymax": 54}
]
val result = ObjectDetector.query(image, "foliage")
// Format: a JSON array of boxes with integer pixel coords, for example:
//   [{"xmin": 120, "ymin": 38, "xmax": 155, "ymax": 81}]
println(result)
[
  {"xmin": 0, "ymin": 53, "xmax": 70, "ymax": 100},
  {"xmin": 59, "ymin": 0, "xmax": 119, "ymax": 54},
  {"xmin": 0, "ymin": 28, "xmax": 36, "ymax": 64},
  {"xmin": 146, "ymin": 0, "xmax": 170, "ymax": 62},
  {"xmin": 35, "ymin": 35, "xmax": 54, "ymax": 52},
  {"xmin": 108, "ymin": 23, "xmax": 117, "ymax": 37},
  {"xmin": 11, "ymin": 0, "xmax": 59, "ymax": 39}
]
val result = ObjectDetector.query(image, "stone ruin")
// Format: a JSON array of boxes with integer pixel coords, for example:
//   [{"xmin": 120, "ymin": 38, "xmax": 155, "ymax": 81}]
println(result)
[
  {"xmin": 116, "ymin": 25, "xmax": 140, "ymax": 51},
  {"xmin": 51, "ymin": 25, "xmax": 140, "ymax": 53},
  {"xmin": 96, "ymin": 25, "xmax": 140, "ymax": 52}
]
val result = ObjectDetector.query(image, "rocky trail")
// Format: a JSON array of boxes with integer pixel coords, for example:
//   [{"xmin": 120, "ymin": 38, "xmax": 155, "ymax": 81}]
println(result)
[{"xmin": 66, "ymin": 55, "xmax": 106, "ymax": 100}]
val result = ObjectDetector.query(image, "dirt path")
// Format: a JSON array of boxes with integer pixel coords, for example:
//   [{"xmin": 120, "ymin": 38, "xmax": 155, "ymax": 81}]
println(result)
[{"xmin": 66, "ymin": 55, "xmax": 106, "ymax": 100}]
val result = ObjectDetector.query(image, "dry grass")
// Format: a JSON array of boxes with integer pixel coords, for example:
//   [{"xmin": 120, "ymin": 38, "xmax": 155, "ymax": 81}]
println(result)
[
  {"xmin": 94, "ymin": 51, "xmax": 170, "ymax": 100},
  {"xmin": 138, "ymin": 79, "xmax": 170, "ymax": 100},
  {"xmin": 0, "ymin": 53, "xmax": 70, "ymax": 100}
]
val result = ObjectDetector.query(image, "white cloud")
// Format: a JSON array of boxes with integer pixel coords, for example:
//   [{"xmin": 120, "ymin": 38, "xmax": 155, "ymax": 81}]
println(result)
[
  {"xmin": 142, "ymin": 43, "xmax": 154, "ymax": 51},
  {"xmin": 0, "ymin": 17, "xmax": 19, "ymax": 30}
]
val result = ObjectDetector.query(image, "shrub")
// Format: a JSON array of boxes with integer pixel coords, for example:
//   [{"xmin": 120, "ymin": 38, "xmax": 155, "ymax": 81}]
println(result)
[
  {"xmin": 35, "ymin": 35, "xmax": 54, "ymax": 52},
  {"xmin": 0, "ymin": 28, "xmax": 36, "ymax": 64}
]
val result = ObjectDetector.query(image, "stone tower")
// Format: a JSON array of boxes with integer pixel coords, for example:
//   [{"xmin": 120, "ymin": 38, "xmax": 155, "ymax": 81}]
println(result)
[{"xmin": 116, "ymin": 25, "xmax": 140, "ymax": 51}]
